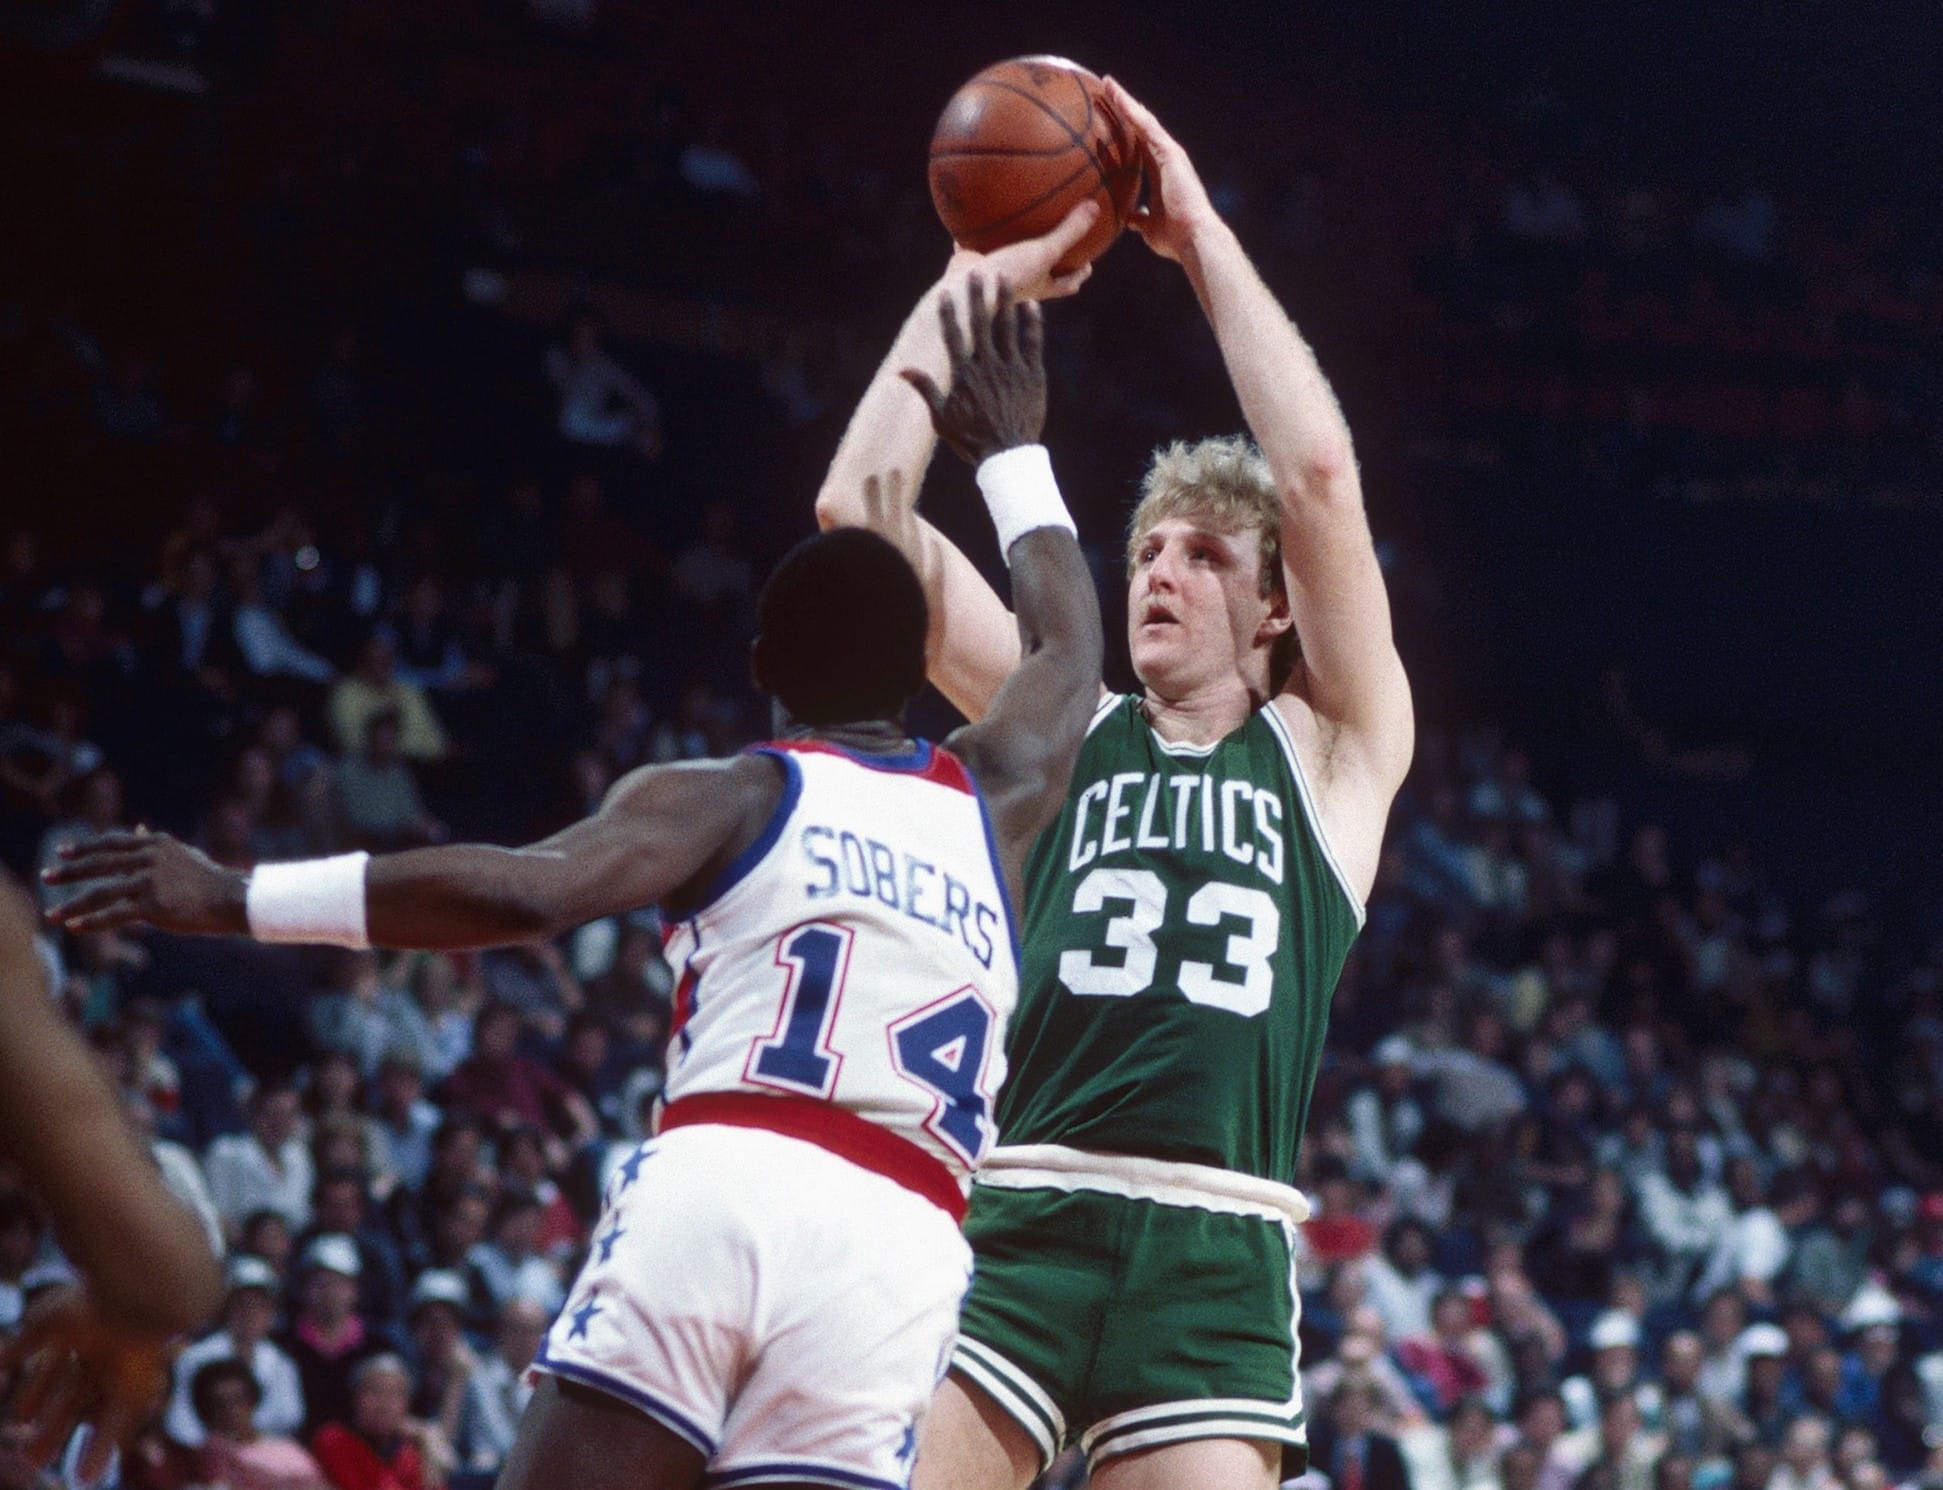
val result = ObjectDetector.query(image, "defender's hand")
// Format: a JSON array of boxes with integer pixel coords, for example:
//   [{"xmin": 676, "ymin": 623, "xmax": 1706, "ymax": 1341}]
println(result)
[
  {"xmin": 42, "ymin": 830, "xmax": 247, "ymax": 937},
  {"xmin": 0, "ymin": 1286, "xmax": 172, "ymax": 1483},
  {"xmin": 899, "ymin": 275, "xmax": 1046, "ymax": 467},
  {"xmin": 945, "ymin": 199, "xmax": 1099, "ymax": 303},
  {"xmin": 1102, "ymin": 78, "xmax": 1222, "ymax": 264}
]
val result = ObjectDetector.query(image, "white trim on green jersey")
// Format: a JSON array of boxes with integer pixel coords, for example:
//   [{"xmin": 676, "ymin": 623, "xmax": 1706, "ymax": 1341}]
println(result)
[{"xmin": 978, "ymin": 1142, "xmax": 1312, "ymax": 1227}]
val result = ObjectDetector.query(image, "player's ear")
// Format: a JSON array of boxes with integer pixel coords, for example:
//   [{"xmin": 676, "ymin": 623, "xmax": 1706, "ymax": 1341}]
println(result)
[{"xmin": 1255, "ymin": 591, "xmax": 1294, "ymax": 647}]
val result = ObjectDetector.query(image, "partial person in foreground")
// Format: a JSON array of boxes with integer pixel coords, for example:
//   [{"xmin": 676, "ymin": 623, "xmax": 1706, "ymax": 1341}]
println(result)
[
  {"xmin": 46, "ymin": 230, "xmax": 1104, "ymax": 1490},
  {"xmin": 819, "ymin": 77, "xmax": 1413, "ymax": 1490},
  {"xmin": 0, "ymin": 874, "xmax": 223, "ymax": 1479}
]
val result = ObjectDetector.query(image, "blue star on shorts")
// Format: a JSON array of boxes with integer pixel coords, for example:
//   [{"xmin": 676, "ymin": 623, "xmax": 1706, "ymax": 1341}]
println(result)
[
  {"xmin": 568, "ymin": 1291, "xmax": 604, "ymax": 1341},
  {"xmin": 595, "ymin": 1224, "xmax": 626, "ymax": 1265},
  {"xmin": 615, "ymin": 1143, "xmax": 654, "ymax": 1192}
]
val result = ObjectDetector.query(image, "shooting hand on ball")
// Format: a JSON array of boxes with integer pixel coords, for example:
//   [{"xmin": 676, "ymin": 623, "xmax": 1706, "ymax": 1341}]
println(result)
[
  {"xmin": 900, "ymin": 274, "xmax": 1046, "ymax": 466},
  {"xmin": 948, "ymin": 199, "xmax": 1099, "ymax": 303},
  {"xmin": 1102, "ymin": 78, "xmax": 1221, "ymax": 264}
]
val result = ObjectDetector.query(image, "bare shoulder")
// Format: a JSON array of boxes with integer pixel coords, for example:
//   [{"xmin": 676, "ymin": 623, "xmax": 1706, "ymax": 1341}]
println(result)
[
  {"xmin": 1269, "ymin": 673, "xmax": 1413, "ymax": 903},
  {"xmin": 602, "ymin": 754, "xmax": 788, "ymax": 847}
]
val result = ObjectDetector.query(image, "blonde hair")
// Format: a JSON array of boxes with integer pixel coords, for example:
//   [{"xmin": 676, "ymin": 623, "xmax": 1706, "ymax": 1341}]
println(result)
[
  {"xmin": 1126, "ymin": 436, "xmax": 1299, "ymax": 688},
  {"xmin": 1126, "ymin": 436, "xmax": 1283, "ymax": 594}
]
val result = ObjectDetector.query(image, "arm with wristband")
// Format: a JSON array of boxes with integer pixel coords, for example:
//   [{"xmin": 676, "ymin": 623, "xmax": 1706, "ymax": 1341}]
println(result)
[
  {"xmin": 814, "ymin": 205, "xmax": 1101, "ymax": 724},
  {"xmin": 42, "ymin": 754, "xmax": 783, "ymax": 950},
  {"xmin": 907, "ymin": 278, "xmax": 1103, "ymax": 890}
]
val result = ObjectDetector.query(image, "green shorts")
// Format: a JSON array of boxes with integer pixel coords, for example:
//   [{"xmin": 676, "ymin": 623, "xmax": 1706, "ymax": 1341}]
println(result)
[{"xmin": 950, "ymin": 1145, "xmax": 1309, "ymax": 1473}]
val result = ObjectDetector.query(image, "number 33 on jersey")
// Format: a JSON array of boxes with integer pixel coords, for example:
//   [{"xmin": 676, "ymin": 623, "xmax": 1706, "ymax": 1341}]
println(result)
[
  {"xmin": 659, "ymin": 740, "xmax": 1018, "ymax": 1184},
  {"xmin": 995, "ymin": 694, "xmax": 1366, "ymax": 1188}
]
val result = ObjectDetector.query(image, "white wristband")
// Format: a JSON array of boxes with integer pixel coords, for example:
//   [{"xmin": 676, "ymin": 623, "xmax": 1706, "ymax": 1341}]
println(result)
[
  {"xmin": 246, "ymin": 853, "xmax": 371, "ymax": 947},
  {"xmin": 974, "ymin": 444, "xmax": 1076, "ymax": 564}
]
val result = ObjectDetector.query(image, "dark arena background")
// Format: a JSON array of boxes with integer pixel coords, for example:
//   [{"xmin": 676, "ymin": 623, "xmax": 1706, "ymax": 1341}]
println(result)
[{"xmin": 2, "ymin": 2, "xmax": 1941, "ymax": 1487}]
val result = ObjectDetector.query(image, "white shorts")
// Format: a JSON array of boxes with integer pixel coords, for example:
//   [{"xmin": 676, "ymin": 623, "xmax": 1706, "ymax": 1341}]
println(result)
[{"xmin": 534, "ymin": 1123, "xmax": 972, "ymax": 1490}]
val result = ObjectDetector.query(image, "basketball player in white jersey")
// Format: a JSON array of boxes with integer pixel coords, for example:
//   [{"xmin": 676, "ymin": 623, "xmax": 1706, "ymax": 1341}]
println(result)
[{"xmin": 43, "ymin": 253, "xmax": 1104, "ymax": 1490}]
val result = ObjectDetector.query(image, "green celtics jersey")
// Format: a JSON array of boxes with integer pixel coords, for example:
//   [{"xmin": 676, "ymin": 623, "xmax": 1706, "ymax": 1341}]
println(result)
[{"xmin": 994, "ymin": 693, "xmax": 1364, "ymax": 1187}]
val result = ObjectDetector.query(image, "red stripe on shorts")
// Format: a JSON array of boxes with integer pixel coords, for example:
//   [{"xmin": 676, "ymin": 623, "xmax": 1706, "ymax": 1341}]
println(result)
[{"xmin": 657, "ymin": 1092, "xmax": 968, "ymax": 1222}]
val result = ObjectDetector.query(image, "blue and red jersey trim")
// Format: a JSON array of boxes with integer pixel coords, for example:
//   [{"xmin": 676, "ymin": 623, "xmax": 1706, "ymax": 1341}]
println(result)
[{"xmin": 763, "ymin": 737, "xmax": 976, "ymax": 795}]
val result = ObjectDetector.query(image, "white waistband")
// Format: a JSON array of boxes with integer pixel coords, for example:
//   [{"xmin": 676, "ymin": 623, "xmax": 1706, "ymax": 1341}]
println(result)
[{"xmin": 977, "ymin": 1144, "xmax": 1312, "ymax": 1228}]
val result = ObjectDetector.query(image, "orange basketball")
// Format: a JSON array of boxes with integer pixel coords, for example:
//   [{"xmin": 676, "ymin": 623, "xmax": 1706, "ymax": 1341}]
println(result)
[{"xmin": 927, "ymin": 56, "xmax": 1143, "ymax": 273}]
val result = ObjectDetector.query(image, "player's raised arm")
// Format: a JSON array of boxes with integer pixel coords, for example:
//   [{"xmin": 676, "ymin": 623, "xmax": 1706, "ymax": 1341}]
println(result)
[
  {"xmin": 814, "ymin": 204, "xmax": 1098, "ymax": 722},
  {"xmin": 1107, "ymin": 80, "xmax": 1413, "ymax": 835},
  {"xmin": 43, "ymin": 757, "xmax": 781, "ymax": 950},
  {"xmin": 908, "ymin": 278, "xmax": 1104, "ymax": 890}
]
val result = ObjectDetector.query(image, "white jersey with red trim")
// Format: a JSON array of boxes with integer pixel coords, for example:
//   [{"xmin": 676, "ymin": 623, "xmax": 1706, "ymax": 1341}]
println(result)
[{"xmin": 660, "ymin": 738, "xmax": 1018, "ymax": 1191}]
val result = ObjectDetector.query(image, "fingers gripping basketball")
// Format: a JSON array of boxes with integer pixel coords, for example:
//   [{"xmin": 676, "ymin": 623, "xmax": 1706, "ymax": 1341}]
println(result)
[{"xmin": 927, "ymin": 56, "xmax": 1142, "ymax": 272}]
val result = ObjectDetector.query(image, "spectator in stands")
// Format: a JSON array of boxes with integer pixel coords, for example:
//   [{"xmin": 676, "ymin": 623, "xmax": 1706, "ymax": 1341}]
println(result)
[
  {"xmin": 452, "ymin": 1296, "xmax": 546, "ymax": 1477},
  {"xmin": 328, "ymin": 631, "xmax": 448, "ymax": 765},
  {"xmin": 1648, "ymin": 1330, "xmax": 1745, "ymax": 1462},
  {"xmin": 207, "ymin": 1080, "xmax": 314, "ymax": 1240},
  {"xmin": 1350, "ymin": 1036, "xmax": 1425, "ymax": 1184},
  {"xmin": 187, "ymin": 1357, "xmax": 330, "ymax": 1490},
  {"xmin": 1398, "ymin": 1286, "xmax": 1506, "ymax": 1418},
  {"xmin": 542, "ymin": 309, "xmax": 661, "ymax": 458},
  {"xmin": 1735, "ymin": 1324, "xmax": 1792, "ymax": 1447},
  {"xmin": 310, "ymin": 1354, "xmax": 451, "ymax": 1490},
  {"xmin": 400, "ymin": 1272, "xmax": 477, "ymax": 1445},
  {"xmin": 1363, "ymin": 1219, "xmax": 1444, "ymax": 1344},
  {"xmin": 1399, "ymin": 1393, "xmax": 1508, "ymax": 1490},
  {"xmin": 232, "ymin": 557, "xmax": 335, "ymax": 687},
  {"xmin": 1513, "ymin": 1389, "xmax": 1583, "ymax": 1490},
  {"xmin": 311, "ymin": 952, "xmax": 443, "ymax": 1081},
  {"xmin": 466, "ymin": 1191, "xmax": 563, "ymax": 1315},
  {"xmin": 1579, "ymin": 1391, "xmax": 1664, "ymax": 1490},
  {"xmin": 1563, "ymin": 1311, "xmax": 1649, "ymax": 1431},
  {"xmin": 1785, "ymin": 1190, "xmax": 1871, "ymax": 1317},
  {"xmin": 1636, "ymin": 1128, "xmax": 1733, "ymax": 1302},
  {"xmin": 1312, "ymin": 1375, "xmax": 1412, "ymax": 1490},
  {"xmin": 329, "ymin": 709, "xmax": 445, "ymax": 853},
  {"xmin": 167, "ymin": 1256, "xmax": 307, "ymax": 1448},
  {"xmin": 281, "ymin": 1234, "xmax": 395, "ymax": 1437},
  {"xmin": 437, "ymin": 1002, "xmax": 595, "ymax": 1148},
  {"xmin": 296, "ymin": 1169, "xmax": 407, "ymax": 1329},
  {"xmin": 369, "ymin": 1051, "xmax": 441, "ymax": 1192},
  {"xmin": 1697, "ymin": 1166, "xmax": 1818, "ymax": 1308},
  {"xmin": 1767, "ymin": 1415, "xmax": 1837, "ymax": 1490}
]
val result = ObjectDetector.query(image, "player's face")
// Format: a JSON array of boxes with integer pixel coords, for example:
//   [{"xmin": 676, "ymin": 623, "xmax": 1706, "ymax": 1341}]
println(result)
[{"xmin": 1127, "ymin": 516, "xmax": 1285, "ymax": 697}]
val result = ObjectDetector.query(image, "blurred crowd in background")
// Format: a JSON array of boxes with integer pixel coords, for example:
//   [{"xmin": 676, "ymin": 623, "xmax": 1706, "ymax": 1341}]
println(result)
[{"xmin": 2, "ymin": 3, "xmax": 1941, "ymax": 1490}]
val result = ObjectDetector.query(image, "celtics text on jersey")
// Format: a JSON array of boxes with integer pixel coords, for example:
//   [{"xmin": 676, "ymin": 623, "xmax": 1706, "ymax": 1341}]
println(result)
[{"xmin": 993, "ymin": 694, "xmax": 1364, "ymax": 1186}]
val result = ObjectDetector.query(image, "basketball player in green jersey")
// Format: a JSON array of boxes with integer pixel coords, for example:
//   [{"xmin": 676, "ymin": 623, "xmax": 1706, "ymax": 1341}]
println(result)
[{"xmin": 817, "ymin": 79, "xmax": 1413, "ymax": 1490}]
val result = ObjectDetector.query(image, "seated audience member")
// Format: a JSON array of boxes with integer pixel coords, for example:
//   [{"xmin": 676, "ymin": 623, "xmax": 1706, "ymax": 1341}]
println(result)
[
  {"xmin": 466, "ymin": 1190, "xmax": 564, "ymax": 1315},
  {"xmin": 401, "ymin": 1271, "xmax": 478, "ymax": 1440},
  {"xmin": 437, "ymin": 1002, "xmax": 595, "ymax": 1146},
  {"xmin": 452, "ymin": 1296, "xmax": 547, "ymax": 1476},
  {"xmin": 295, "ymin": 1167, "xmax": 408, "ymax": 1329},
  {"xmin": 328, "ymin": 631, "xmax": 448, "ymax": 764},
  {"xmin": 311, "ymin": 1354, "xmax": 453, "ymax": 1490},
  {"xmin": 1312, "ymin": 1375, "xmax": 1412, "ymax": 1490},
  {"xmin": 280, "ymin": 1235, "xmax": 397, "ymax": 1437},
  {"xmin": 167, "ymin": 1256, "xmax": 306, "ymax": 1447},
  {"xmin": 190, "ymin": 1357, "xmax": 331, "ymax": 1490},
  {"xmin": 206, "ymin": 1081, "xmax": 314, "ymax": 1240},
  {"xmin": 329, "ymin": 709, "xmax": 445, "ymax": 852}
]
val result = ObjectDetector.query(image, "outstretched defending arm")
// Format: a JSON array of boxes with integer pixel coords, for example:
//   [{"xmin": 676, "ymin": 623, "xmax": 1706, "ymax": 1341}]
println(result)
[
  {"xmin": 1107, "ymin": 78, "xmax": 1413, "ymax": 889},
  {"xmin": 909, "ymin": 279, "xmax": 1103, "ymax": 894},
  {"xmin": 815, "ymin": 204, "xmax": 1099, "ymax": 722},
  {"xmin": 43, "ymin": 756, "xmax": 780, "ymax": 948}
]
